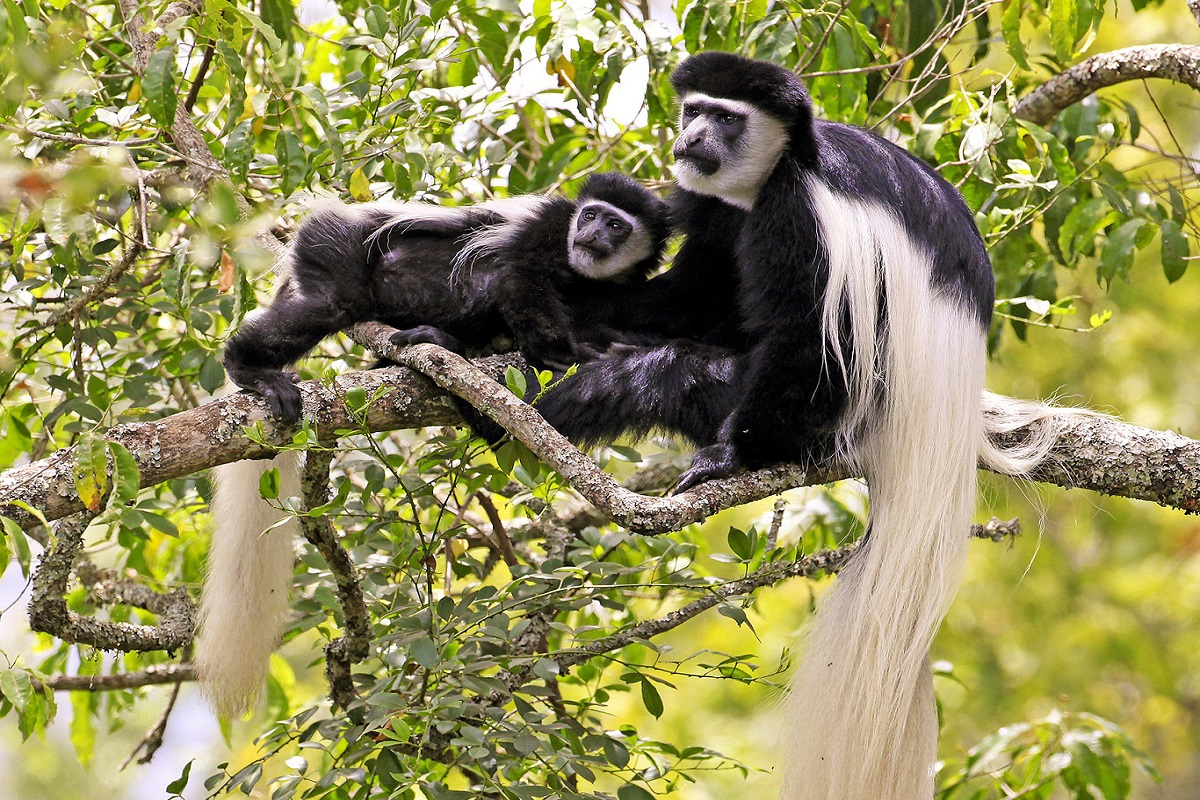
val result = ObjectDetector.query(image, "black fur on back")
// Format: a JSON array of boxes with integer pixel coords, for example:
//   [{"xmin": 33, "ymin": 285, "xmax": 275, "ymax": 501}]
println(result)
[{"xmin": 223, "ymin": 176, "xmax": 673, "ymax": 422}]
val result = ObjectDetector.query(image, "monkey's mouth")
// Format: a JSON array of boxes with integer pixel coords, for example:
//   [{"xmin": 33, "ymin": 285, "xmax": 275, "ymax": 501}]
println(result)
[
  {"xmin": 676, "ymin": 153, "xmax": 721, "ymax": 176},
  {"xmin": 572, "ymin": 240, "xmax": 611, "ymax": 259}
]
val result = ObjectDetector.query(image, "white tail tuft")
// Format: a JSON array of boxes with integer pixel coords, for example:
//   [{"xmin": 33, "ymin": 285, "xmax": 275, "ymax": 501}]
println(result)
[
  {"xmin": 196, "ymin": 452, "xmax": 302, "ymax": 717},
  {"xmin": 978, "ymin": 390, "xmax": 1087, "ymax": 477},
  {"xmin": 780, "ymin": 182, "xmax": 986, "ymax": 799}
]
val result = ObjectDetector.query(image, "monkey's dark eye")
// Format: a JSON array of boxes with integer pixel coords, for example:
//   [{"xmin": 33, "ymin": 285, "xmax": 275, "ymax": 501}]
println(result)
[
  {"xmin": 583, "ymin": 211, "xmax": 597, "ymax": 221},
  {"xmin": 719, "ymin": 113, "xmax": 741, "ymax": 126},
  {"xmin": 682, "ymin": 106, "xmax": 699, "ymax": 119},
  {"xmin": 607, "ymin": 221, "xmax": 625, "ymax": 231}
]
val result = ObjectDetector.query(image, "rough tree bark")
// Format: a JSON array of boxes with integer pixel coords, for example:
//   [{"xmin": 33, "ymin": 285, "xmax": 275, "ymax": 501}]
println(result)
[
  {"xmin": 3, "ymin": 330, "xmax": 1198, "ymax": 543},
  {"xmin": 1014, "ymin": 44, "xmax": 1200, "ymax": 126}
]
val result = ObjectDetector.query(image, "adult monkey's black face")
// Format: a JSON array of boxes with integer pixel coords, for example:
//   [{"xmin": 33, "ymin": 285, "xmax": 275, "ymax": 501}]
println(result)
[
  {"xmin": 673, "ymin": 97, "xmax": 748, "ymax": 176},
  {"xmin": 670, "ymin": 91, "xmax": 789, "ymax": 211},
  {"xmin": 669, "ymin": 51, "xmax": 811, "ymax": 211}
]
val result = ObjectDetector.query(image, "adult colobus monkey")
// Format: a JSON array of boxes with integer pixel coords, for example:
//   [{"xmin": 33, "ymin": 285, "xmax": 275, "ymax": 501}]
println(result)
[
  {"xmin": 200, "ymin": 175, "xmax": 670, "ymax": 717},
  {"xmin": 663, "ymin": 52, "xmax": 1064, "ymax": 800},
  {"xmin": 223, "ymin": 172, "xmax": 670, "ymax": 422}
]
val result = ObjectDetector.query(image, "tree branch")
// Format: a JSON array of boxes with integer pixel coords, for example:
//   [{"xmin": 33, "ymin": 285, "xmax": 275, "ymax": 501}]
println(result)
[
  {"xmin": 555, "ymin": 544, "xmax": 859, "ymax": 671},
  {"xmin": 28, "ymin": 512, "xmax": 196, "ymax": 652},
  {"xmin": 0, "ymin": 361, "xmax": 469, "ymax": 534},
  {"xmin": 351, "ymin": 325, "xmax": 1200, "ymax": 525},
  {"xmin": 1014, "ymin": 44, "xmax": 1200, "ymax": 126},
  {"xmin": 35, "ymin": 663, "xmax": 197, "ymax": 692},
  {"xmin": 2, "ymin": 325, "xmax": 1197, "ymax": 543},
  {"xmin": 349, "ymin": 325, "xmax": 823, "ymax": 535},
  {"xmin": 299, "ymin": 450, "xmax": 371, "ymax": 713}
]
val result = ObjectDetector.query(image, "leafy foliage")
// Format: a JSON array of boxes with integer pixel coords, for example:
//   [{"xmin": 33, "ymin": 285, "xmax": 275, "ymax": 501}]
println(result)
[{"xmin": 0, "ymin": 0, "xmax": 1197, "ymax": 798}]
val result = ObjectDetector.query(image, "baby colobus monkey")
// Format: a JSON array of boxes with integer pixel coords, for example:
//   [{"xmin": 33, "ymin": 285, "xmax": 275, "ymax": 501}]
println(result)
[
  {"xmin": 198, "ymin": 174, "xmax": 669, "ymax": 717},
  {"xmin": 222, "ymin": 172, "xmax": 669, "ymax": 423},
  {"xmin": 656, "ymin": 52, "xmax": 1068, "ymax": 800}
]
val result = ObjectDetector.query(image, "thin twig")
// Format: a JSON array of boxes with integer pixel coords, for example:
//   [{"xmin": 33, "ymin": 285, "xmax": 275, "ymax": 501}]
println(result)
[
  {"xmin": 183, "ymin": 40, "xmax": 216, "ymax": 114},
  {"xmin": 475, "ymin": 492, "xmax": 519, "ymax": 567},
  {"xmin": 120, "ymin": 681, "xmax": 182, "ymax": 767},
  {"xmin": 0, "ymin": 124, "xmax": 158, "ymax": 148}
]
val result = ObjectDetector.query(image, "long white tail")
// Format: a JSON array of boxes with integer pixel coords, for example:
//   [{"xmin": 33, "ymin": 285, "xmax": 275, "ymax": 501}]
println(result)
[
  {"xmin": 196, "ymin": 452, "xmax": 301, "ymax": 717},
  {"xmin": 780, "ymin": 184, "xmax": 1006, "ymax": 799}
]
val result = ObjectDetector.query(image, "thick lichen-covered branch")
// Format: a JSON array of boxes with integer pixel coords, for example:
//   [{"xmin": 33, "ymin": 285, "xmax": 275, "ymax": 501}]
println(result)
[
  {"xmin": 350, "ymin": 326, "xmax": 1200, "ymax": 523},
  {"xmin": 1014, "ymin": 44, "xmax": 1200, "ymax": 126},
  {"xmin": 28, "ymin": 512, "xmax": 195, "ymax": 652},
  {"xmin": 299, "ymin": 450, "xmax": 372, "ymax": 712},
  {"xmin": 3, "ymin": 331, "xmax": 1199, "ymax": 543},
  {"xmin": 0, "ymin": 362, "xmax": 465, "ymax": 533}
]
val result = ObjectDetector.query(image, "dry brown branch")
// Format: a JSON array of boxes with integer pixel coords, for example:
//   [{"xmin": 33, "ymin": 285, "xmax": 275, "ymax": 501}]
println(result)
[
  {"xmin": 1014, "ymin": 44, "xmax": 1200, "ymax": 126},
  {"xmin": 555, "ymin": 544, "xmax": 859, "ymax": 671},
  {"xmin": 120, "ymin": 682, "xmax": 182, "ymax": 767}
]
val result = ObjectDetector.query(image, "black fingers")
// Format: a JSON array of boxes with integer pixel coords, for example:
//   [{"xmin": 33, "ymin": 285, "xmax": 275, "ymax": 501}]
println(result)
[{"xmin": 672, "ymin": 443, "xmax": 739, "ymax": 493}]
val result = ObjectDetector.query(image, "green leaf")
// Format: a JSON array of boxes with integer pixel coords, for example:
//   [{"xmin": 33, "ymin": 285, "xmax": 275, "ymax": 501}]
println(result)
[
  {"xmin": 92, "ymin": 238, "xmax": 120, "ymax": 255},
  {"xmin": 607, "ymin": 445, "xmax": 642, "ymax": 463},
  {"xmin": 217, "ymin": 41, "xmax": 247, "ymax": 137},
  {"xmin": 259, "ymin": 467, "xmax": 281, "ymax": 500},
  {"xmin": 617, "ymin": 784, "xmax": 655, "ymax": 800},
  {"xmin": 409, "ymin": 636, "xmax": 439, "ymax": 668},
  {"xmin": 0, "ymin": 526, "xmax": 9, "ymax": 580},
  {"xmin": 69, "ymin": 689, "xmax": 96, "ymax": 766},
  {"xmin": 0, "ymin": 670, "xmax": 33, "ymax": 714},
  {"xmin": 199, "ymin": 353, "xmax": 225, "ymax": 394},
  {"xmin": 364, "ymin": 5, "xmax": 390, "ymax": 38},
  {"xmin": 106, "ymin": 441, "xmax": 140, "ymax": 508},
  {"xmin": 532, "ymin": 658, "xmax": 560, "ymax": 680},
  {"xmin": 72, "ymin": 432, "xmax": 108, "ymax": 512},
  {"xmin": 1160, "ymin": 219, "xmax": 1189, "ymax": 283},
  {"xmin": 2, "ymin": 516, "xmax": 32, "ymax": 578},
  {"xmin": 166, "ymin": 760, "xmax": 194, "ymax": 796},
  {"xmin": 639, "ymin": 677, "xmax": 663, "ymax": 719},
  {"xmin": 275, "ymin": 131, "xmax": 308, "ymax": 197},
  {"xmin": 1098, "ymin": 219, "xmax": 1146, "ymax": 286},
  {"xmin": 603, "ymin": 736, "xmax": 630, "ymax": 768},
  {"xmin": 727, "ymin": 527, "xmax": 752, "ymax": 560},
  {"xmin": 237, "ymin": 7, "xmax": 282, "ymax": 52},
  {"xmin": 224, "ymin": 120, "xmax": 255, "ymax": 180},
  {"xmin": 504, "ymin": 365, "xmax": 527, "ymax": 399},
  {"xmin": 346, "ymin": 386, "xmax": 368, "ymax": 414},
  {"xmin": 141, "ymin": 47, "xmax": 178, "ymax": 128},
  {"xmin": 1, "ymin": 0, "xmax": 29, "ymax": 47},
  {"xmin": 349, "ymin": 167, "xmax": 372, "ymax": 202},
  {"xmin": 1049, "ymin": 0, "xmax": 1079, "ymax": 61},
  {"xmin": 259, "ymin": 0, "xmax": 296, "ymax": 45}
]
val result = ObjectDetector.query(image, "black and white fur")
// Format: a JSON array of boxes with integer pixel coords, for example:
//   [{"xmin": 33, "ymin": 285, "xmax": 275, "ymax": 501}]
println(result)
[
  {"xmin": 222, "ymin": 173, "xmax": 669, "ymax": 423},
  {"xmin": 660, "ymin": 52, "xmax": 1068, "ymax": 800},
  {"xmin": 199, "ymin": 175, "xmax": 670, "ymax": 717}
]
